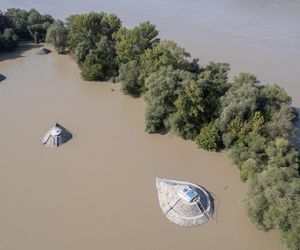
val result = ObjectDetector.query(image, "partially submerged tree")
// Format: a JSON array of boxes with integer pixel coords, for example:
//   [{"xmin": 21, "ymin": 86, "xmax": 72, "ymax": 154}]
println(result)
[
  {"xmin": 195, "ymin": 122, "xmax": 221, "ymax": 151},
  {"xmin": 46, "ymin": 20, "xmax": 68, "ymax": 53},
  {"xmin": 115, "ymin": 21, "xmax": 158, "ymax": 65},
  {"xmin": 118, "ymin": 60, "xmax": 141, "ymax": 96},
  {"xmin": 139, "ymin": 40, "xmax": 199, "ymax": 89},
  {"xmin": 144, "ymin": 67, "xmax": 194, "ymax": 133}
]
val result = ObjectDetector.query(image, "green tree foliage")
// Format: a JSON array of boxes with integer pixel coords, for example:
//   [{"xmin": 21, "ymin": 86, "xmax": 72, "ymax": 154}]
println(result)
[
  {"xmin": 81, "ymin": 53, "xmax": 104, "ymax": 81},
  {"xmin": 27, "ymin": 9, "xmax": 54, "ymax": 43},
  {"xmin": 46, "ymin": 20, "xmax": 68, "ymax": 53},
  {"xmin": 0, "ymin": 11, "xmax": 12, "ymax": 33},
  {"xmin": 139, "ymin": 40, "xmax": 199, "ymax": 89},
  {"xmin": 170, "ymin": 80, "xmax": 206, "ymax": 139},
  {"xmin": 67, "ymin": 12, "xmax": 121, "ymax": 80},
  {"xmin": 195, "ymin": 122, "xmax": 220, "ymax": 151},
  {"xmin": 197, "ymin": 62, "xmax": 230, "ymax": 119},
  {"xmin": 266, "ymin": 138, "xmax": 299, "ymax": 170},
  {"xmin": 222, "ymin": 111, "xmax": 265, "ymax": 148},
  {"xmin": 67, "ymin": 12, "xmax": 121, "ymax": 52},
  {"xmin": 229, "ymin": 133, "xmax": 268, "ymax": 168},
  {"xmin": 244, "ymin": 167, "xmax": 300, "ymax": 250},
  {"xmin": 240, "ymin": 158, "xmax": 261, "ymax": 182},
  {"xmin": 258, "ymin": 84, "xmax": 292, "ymax": 118},
  {"xmin": 80, "ymin": 36, "xmax": 117, "ymax": 81},
  {"xmin": 75, "ymin": 40, "xmax": 90, "ymax": 64},
  {"xmin": 198, "ymin": 61, "xmax": 230, "ymax": 93},
  {"xmin": 4, "ymin": 8, "xmax": 31, "ymax": 40},
  {"xmin": 264, "ymin": 104, "xmax": 296, "ymax": 140},
  {"xmin": 115, "ymin": 21, "xmax": 158, "ymax": 65},
  {"xmin": 118, "ymin": 60, "xmax": 141, "ymax": 96},
  {"xmin": 0, "ymin": 28, "xmax": 18, "ymax": 51},
  {"xmin": 217, "ymin": 73, "xmax": 259, "ymax": 141},
  {"xmin": 144, "ymin": 67, "xmax": 194, "ymax": 132},
  {"xmin": 3, "ymin": 8, "xmax": 54, "ymax": 45}
]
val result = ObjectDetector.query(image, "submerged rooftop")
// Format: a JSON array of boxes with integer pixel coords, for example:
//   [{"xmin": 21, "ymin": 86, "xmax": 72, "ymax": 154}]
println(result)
[{"xmin": 155, "ymin": 177, "xmax": 214, "ymax": 227}]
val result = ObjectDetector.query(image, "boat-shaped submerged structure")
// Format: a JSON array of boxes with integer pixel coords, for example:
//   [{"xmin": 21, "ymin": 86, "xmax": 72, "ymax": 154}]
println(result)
[
  {"xmin": 155, "ymin": 177, "xmax": 214, "ymax": 227},
  {"xmin": 38, "ymin": 48, "xmax": 51, "ymax": 55},
  {"xmin": 0, "ymin": 74, "xmax": 6, "ymax": 81},
  {"xmin": 42, "ymin": 123, "xmax": 72, "ymax": 147}
]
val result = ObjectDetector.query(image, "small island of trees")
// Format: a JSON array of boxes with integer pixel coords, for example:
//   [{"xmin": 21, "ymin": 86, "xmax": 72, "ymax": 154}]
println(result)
[{"xmin": 1, "ymin": 9, "xmax": 299, "ymax": 250}]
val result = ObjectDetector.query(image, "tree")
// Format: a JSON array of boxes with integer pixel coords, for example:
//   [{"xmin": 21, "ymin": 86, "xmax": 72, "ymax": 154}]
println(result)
[
  {"xmin": 139, "ymin": 40, "xmax": 198, "ymax": 89},
  {"xmin": 0, "ymin": 11, "xmax": 12, "ymax": 33},
  {"xmin": 195, "ymin": 122, "xmax": 221, "ymax": 151},
  {"xmin": 81, "ymin": 54, "xmax": 104, "ymax": 81},
  {"xmin": 67, "ymin": 12, "xmax": 121, "ymax": 51},
  {"xmin": 229, "ymin": 133, "xmax": 267, "ymax": 168},
  {"xmin": 240, "ymin": 158, "xmax": 261, "ymax": 182},
  {"xmin": 4, "ymin": 8, "xmax": 31, "ymax": 40},
  {"xmin": 264, "ymin": 104, "xmax": 296, "ymax": 140},
  {"xmin": 46, "ymin": 20, "xmax": 68, "ymax": 53},
  {"xmin": 118, "ymin": 60, "xmax": 141, "ymax": 96},
  {"xmin": 222, "ymin": 112, "xmax": 265, "ymax": 148},
  {"xmin": 0, "ymin": 28, "xmax": 18, "ymax": 51},
  {"xmin": 80, "ymin": 36, "xmax": 117, "ymax": 81},
  {"xmin": 115, "ymin": 21, "xmax": 158, "ymax": 65},
  {"xmin": 27, "ymin": 9, "xmax": 54, "ymax": 43},
  {"xmin": 144, "ymin": 67, "xmax": 193, "ymax": 133},
  {"xmin": 170, "ymin": 80, "xmax": 206, "ymax": 139},
  {"xmin": 199, "ymin": 61, "xmax": 230, "ymax": 92},
  {"xmin": 244, "ymin": 167, "xmax": 300, "ymax": 250},
  {"xmin": 266, "ymin": 138, "xmax": 299, "ymax": 170},
  {"xmin": 258, "ymin": 84, "xmax": 292, "ymax": 119},
  {"xmin": 217, "ymin": 73, "xmax": 259, "ymax": 134},
  {"xmin": 75, "ymin": 40, "xmax": 91, "ymax": 64}
]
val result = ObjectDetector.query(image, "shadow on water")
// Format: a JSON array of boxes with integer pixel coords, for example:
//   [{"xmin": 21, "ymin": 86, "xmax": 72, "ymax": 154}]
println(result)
[
  {"xmin": 0, "ymin": 42, "xmax": 43, "ymax": 62},
  {"xmin": 293, "ymin": 107, "xmax": 300, "ymax": 149}
]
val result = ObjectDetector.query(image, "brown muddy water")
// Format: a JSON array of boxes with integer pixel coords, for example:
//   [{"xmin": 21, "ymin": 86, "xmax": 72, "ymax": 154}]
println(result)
[{"xmin": 0, "ymin": 45, "xmax": 284, "ymax": 250}]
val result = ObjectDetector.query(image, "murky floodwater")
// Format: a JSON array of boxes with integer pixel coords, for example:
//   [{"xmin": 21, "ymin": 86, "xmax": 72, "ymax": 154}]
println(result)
[
  {"xmin": 1, "ymin": 0, "xmax": 300, "ymax": 107},
  {"xmin": 0, "ymin": 44, "xmax": 283, "ymax": 250},
  {"xmin": 0, "ymin": 1, "xmax": 299, "ymax": 249}
]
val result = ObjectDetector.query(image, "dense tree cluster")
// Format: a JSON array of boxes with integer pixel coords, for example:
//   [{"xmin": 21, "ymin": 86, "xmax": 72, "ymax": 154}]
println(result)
[
  {"xmin": 46, "ymin": 21, "xmax": 68, "ymax": 54},
  {"xmin": 0, "ymin": 8, "xmax": 54, "ymax": 52},
  {"xmin": 0, "ymin": 11, "xmax": 18, "ymax": 51},
  {"xmin": 66, "ymin": 12, "xmax": 121, "ymax": 81},
  {"xmin": 1, "ymin": 9, "xmax": 299, "ymax": 249}
]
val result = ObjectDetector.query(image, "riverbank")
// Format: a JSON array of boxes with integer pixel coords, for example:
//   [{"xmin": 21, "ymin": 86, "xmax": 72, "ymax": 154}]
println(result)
[{"xmin": 0, "ymin": 44, "xmax": 284, "ymax": 250}]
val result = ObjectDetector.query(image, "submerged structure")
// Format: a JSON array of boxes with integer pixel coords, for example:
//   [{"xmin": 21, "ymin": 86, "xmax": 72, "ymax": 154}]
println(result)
[
  {"xmin": 155, "ymin": 177, "xmax": 214, "ymax": 227},
  {"xmin": 42, "ymin": 123, "xmax": 72, "ymax": 147},
  {"xmin": 0, "ymin": 74, "xmax": 6, "ymax": 81},
  {"xmin": 38, "ymin": 48, "xmax": 51, "ymax": 55}
]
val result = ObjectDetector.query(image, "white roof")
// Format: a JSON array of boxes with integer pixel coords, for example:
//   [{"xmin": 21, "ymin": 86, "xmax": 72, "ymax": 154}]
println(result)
[{"xmin": 50, "ymin": 127, "xmax": 62, "ymax": 136}]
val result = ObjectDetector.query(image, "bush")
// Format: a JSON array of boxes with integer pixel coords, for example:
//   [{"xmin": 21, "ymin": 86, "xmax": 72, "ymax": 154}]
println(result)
[
  {"xmin": 144, "ymin": 67, "xmax": 193, "ymax": 133},
  {"xmin": 0, "ymin": 28, "xmax": 18, "ymax": 51},
  {"xmin": 118, "ymin": 60, "xmax": 141, "ymax": 96},
  {"xmin": 240, "ymin": 158, "xmax": 261, "ymax": 182},
  {"xmin": 81, "ymin": 55, "xmax": 104, "ymax": 81},
  {"xmin": 170, "ymin": 80, "xmax": 206, "ymax": 139},
  {"xmin": 75, "ymin": 41, "xmax": 90, "ymax": 64},
  {"xmin": 195, "ymin": 122, "xmax": 220, "ymax": 151},
  {"xmin": 46, "ymin": 20, "xmax": 68, "ymax": 53}
]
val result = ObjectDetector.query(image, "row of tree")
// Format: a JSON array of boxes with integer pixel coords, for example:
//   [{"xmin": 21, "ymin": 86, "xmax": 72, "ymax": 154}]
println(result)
[
  {"xmin": 1, "ymin": 9, "xmax": 299, "ymax": 250},
  {"xmin": 51, "ymin": 13, "xmax": 300, "ymax": 249},
  {"xmin": 0, "ymin": 8, "xmax": 55, "ymax": 51}
]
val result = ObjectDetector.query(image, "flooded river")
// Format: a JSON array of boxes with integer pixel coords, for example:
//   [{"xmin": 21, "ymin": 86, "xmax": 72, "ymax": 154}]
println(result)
[
  {"xmin": 0, "ymin": 1, "xmax": 299, "ymax": 249},
  {"xmin": 1, "ymin": 0, "xmax": 300, "ymax": 106},
  {"xmin": 0, "ymin": 44, "xmax": 283, "ymax": 250}
]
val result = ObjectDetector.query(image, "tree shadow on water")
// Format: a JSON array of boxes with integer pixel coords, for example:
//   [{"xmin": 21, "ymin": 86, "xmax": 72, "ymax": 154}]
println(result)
[{"xmin": 0, "ymin": 42, "xmax": 43, "ymax": 62}]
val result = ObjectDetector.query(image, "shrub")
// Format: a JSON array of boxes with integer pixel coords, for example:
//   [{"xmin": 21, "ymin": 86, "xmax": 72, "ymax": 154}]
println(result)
[
  {"xmin": 118, "ymin": 60, "xmax": 141, "ymax": 96},
  {"xmin": 195, "ymin": 122, "xmax": 220, "ymax": 151}
]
